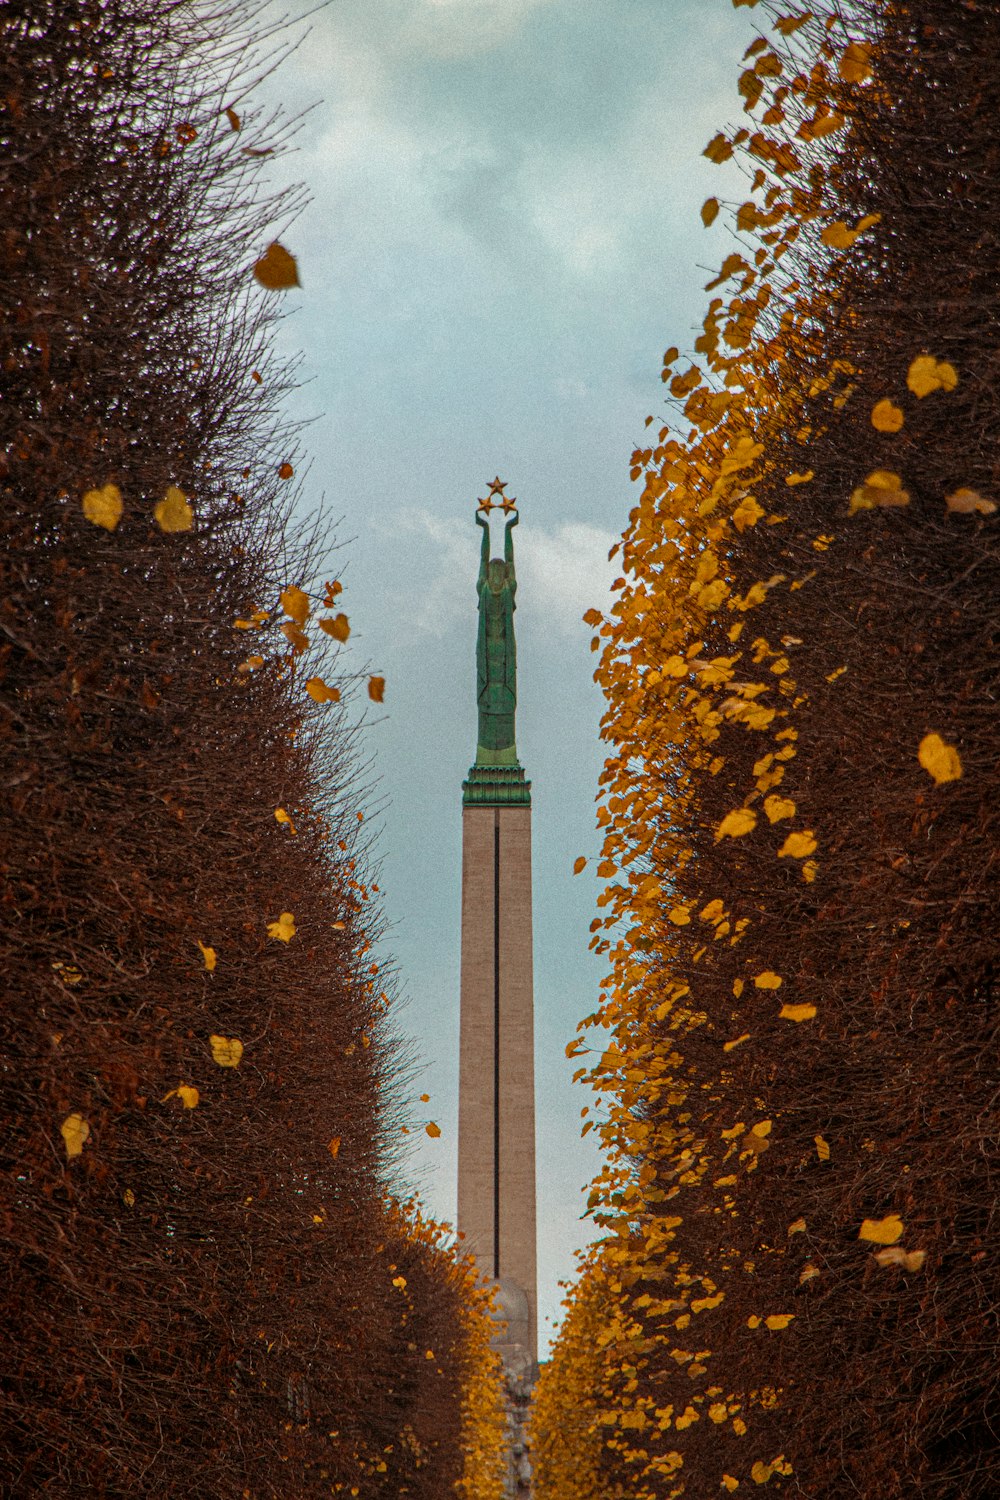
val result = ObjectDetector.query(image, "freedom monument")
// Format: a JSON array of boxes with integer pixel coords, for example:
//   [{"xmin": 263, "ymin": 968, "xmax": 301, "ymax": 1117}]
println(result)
[{"xmin": 457, "ymin": 478, "xmax": 538, "ymax": 1489}]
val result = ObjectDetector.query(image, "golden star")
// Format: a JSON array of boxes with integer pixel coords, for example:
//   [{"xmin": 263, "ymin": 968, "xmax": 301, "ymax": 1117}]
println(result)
[
  {"xmin": 477, "ymin": 497, "xmax": 495, "ymax": 513},
  {"xmin": 501, "ymin": 496, "xmax": 518, "ymax": 513},
  {"xmin": 487, "ymin": 476, "xmax": 507, "ymax": 496}
]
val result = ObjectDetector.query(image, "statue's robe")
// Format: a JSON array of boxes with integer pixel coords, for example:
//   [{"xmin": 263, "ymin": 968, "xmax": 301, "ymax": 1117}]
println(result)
[{"xmin": 476, "ymin": 562, "xmax": 517, "ymax": 754}]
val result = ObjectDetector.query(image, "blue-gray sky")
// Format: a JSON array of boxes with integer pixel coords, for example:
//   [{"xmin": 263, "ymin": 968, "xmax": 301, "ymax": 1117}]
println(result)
[{"xmin": 256, "ymin": 0, "xmax": 759, "ymax": 1348}]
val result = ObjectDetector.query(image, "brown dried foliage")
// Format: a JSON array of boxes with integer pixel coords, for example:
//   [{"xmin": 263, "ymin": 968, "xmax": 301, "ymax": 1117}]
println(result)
[{"xmin": 0, "ymin": 2, "xmax": 481, "ymax": 1495}]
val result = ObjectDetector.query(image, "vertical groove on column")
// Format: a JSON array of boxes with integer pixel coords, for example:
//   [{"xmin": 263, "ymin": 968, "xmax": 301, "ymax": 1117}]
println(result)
[{"xmin": 493, "ymin": 810, "xmax": 501, "ymax": 1280}]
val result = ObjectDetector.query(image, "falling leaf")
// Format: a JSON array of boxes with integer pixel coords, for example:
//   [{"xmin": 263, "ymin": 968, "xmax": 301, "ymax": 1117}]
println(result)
[
  {"xmin": 716, "ymin": 808, "xmax": 757, "ymax": 840},
  {"xmin": 839, "ymin": 41, "xmax": 872, "ymax": 82},
  {"xmin": 280, "ymin": 585, "xmax": 310, "ymax": 626},
  {"xmin": 225, "ymin": 106, "xmax": 241, "ymax": 131},
  {"xmin": 274, "ymin": 807, "xmax": 297, "ymax": 834},
  {"xmin": 754, "ymin": 971, "xmax": 782, "ymax": 990},
  {"xmin": 61, "ymin": 1112, "xmax": 90, "ymax": 1158},
  {"xmin": 573, "ymin": 856, "xmax": 587, "ymax": 875},
  {"xmin": 814, "ymin": 1135, "xmax": 830, "ymax": 1161},
  {"xmin": 281, "ymin": 622, "xmax": 309, "ymax": 654},
  {"xmin": 154, "ymin": 485, "xmax": 193, "ymax": 532},
  {"xmin": 871, "ymin": 399, "xmax": 904, "ymax": 433},
  {"xmin": 329, "ymin": 1136, "xmax": 341, "ymax": 1158},
  {"xmin": 82, "ymin": 483, "xmax": 123, "ymax": 530},
  {"xmin": 306, "ymin": 677, "xmax": 340, "ymax": 704},
  {"xmin": 209, "ymin": 1034, "xmax": 243, "ymax": 1068},
  {"xmin": 763, "ymin": 795, "xmax": 796, "ymax": 823},
  {"xmin": 368, "ymin": 675, "xmax": 386, "ymax": 703},
  {"xmin": 425, "ymin": 1121, "xmax": 441, "ymax": 1138},
  {"xmin": 198, "ymin": 940, "xmax": 217, "ymax": 972},
  {"xmin": 907, "ymin": 355, "xmax": 957, "ymax": 398},
  {"xmin": 918, "ymin": 732, "xmax": 962, "ymax": 784},
  {"xmin": 859, "ymin": 1213, "xmax": 904, "ymax": 1245},
  {"xmin": 162, "ymin": 1084, "xmax": 199, "ymax": 1109},
  {"xmin": 319, "ymin": 613, "xmax": 350, "ymax": 643},
  {"xmin": 253, "ymin": 241, "xmax": 300, "ymax": 290},
  {"xmin": 778, "ymin": 830, "xmax": 817, "ymax": 859},
  {"xmin": 874, "ymin": 1246, "xmax": 926, "ymax": 1271},
  {"xmin": 267, "ymin": 911, "xmax": 296, "ymax": 943},
  {"xmin": 945, "ymin": 488, "xmax": 997, "ymax": 515},
  {"xmin": 278, "ymin": 461, "xmax": 294, "ymax": 480},
  {"xmin": 701, "ymin": 197, "xmax": 720, "ymax": 227},
  {"xmin": 780, "ymin": 1003, "xmax": 817, "ymax": 1022},
  {"xmin": 849, "ymin": 469, "xmax": 910, "ymax": 513},
  {"xmin": 765, "ymin": 1314, "xmax": 793, "ymax": 1330}
]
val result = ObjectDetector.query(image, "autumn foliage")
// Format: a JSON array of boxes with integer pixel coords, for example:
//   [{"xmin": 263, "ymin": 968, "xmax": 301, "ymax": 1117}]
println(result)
[
  {"xmin": 0, "ymin": 1, "xmax": 503, "ymax": 1494},
  {"xmin": 536, "ymin": 1, "xmax": 1000, "ymax": 1497}
]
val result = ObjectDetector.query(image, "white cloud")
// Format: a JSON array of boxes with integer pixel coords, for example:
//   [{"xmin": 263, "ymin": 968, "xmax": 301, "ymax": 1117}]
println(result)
[{"xmin": 517, "ymin": 520, "xmax": 616, "ymax": 637}]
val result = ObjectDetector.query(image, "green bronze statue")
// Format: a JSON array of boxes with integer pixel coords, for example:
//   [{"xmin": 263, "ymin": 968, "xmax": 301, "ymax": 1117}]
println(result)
[{"xmin": 475, "ymin": 500, "xmax": 519, "ymax": 768}]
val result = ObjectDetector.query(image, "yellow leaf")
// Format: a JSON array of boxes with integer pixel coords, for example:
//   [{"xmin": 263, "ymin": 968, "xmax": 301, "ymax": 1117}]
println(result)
[
  {"xmin": 874, "ymin": 1246, "xmax": 926, "ymax": 1271},
  {"xmin": 306, "ymin": 677, "xmax": 340, "ymax": 704},
  {"xmin": 732, "ymin": 496, "xmax": 765, "ymax": 532},
  {"xmin": 329, "ymin": 1136, "xmax": 341, "ymax": 1158},
  {"xmin": 733, "ymin": 978, "xmax": 744, "ymax": 998},
  {"xmin": 162, "ymin": 1084, "xmax": 199, "ymax": 1109},
  {"xmin": 703, "ymin": 133, "xmax": 734, "ymax": 165},
  {"xmin": 839, "ymin": 41, "xmax": 872, "ymax": 82},
  {"xmin": 871, "ymin": 399, "xmax": 904, "ymax": 433},
  {"xmin": 722, "ymin": 1477, "xmax": 740, "ymax": 1493},
  {"xmin": 573, "ymin": 856, "xmax": 587, "ymax": 875},
  {"xmin": 763, "ymin": 795, "xmax": 795, "ymax": 823},
  {"xmin": 849, "ymin": 469, "xmax": 910, "ymax": 513},
  {"xmin": 392, "ymin": 1276, "xmax": 407, "ymax": 1289},
  {"xmin": 280, "ymin": 585, "xmax": 310, "ymax": 626},
  {"xmin": 754, "ymin": 971, "xmax": 782, "ymax": 990},
  {"xmin": 780, "ymin": 1003, "xmax": 817, "ymax": 1022},
  {"xmin": 82, "ymin": 483, "xmax": 123, "ymax": 530},
  {"xmin": 946, "ymin": 487, "xmax": 997, "ymax": 515},
  {"xmin": 778, "ymin": 830, "xmax": 817, "ymax": 859},
  {"xmin": 61, "ymin": 1112, "xmax": 90, "ymax": 1158},
  {"xmin": 907, "ymin": 354, "xmax": 958, "ymax": 398},
  {"xmin": 319, "ymin": 613, "xmax": 350, "ymax": 643},
  {"xmin": 821, "ymin": 221, "xmax": 859, "ymax": 250},
  {"xmin": 253, "ymin": 241, "xmax": 300, "ymax": 290},
  {"xmin": 800, "ymin": 1263, "xmax": 820, "ymax": 1283},
  {"xmin": 425, "ymin": 1121, "xmax": 441, "ymax": 1138},
  {"xmin": 814, "ymin": 1135, "xmax": 830, "ymax": 1161},
  {"xmin": 765, "ymin": 1314, "xmax": 793, "ymax": 1330},
  {"xmin": 274, "ymin": 807, "xmax": 297, "ymax": 833},
  {"xmin": 716, "ymin": 808, "xmax": 757, "ymax": 840},
  {"xmin": 278, "ymin": 461, "xmax": 294, "ymax": 480},
  {"xmin": 237, "ymin": 655, "xmax": 264, "ymax": 673},
  {"xmin": 198, "ymin": 940, "xmax": 217, "ymax": 972},
  {"xmin": 751, "ymin": 1460, "xmax": 774, "ymax": 1484},
  {"xmin": 267, "ymin": 911, "xmax": 296, "ymax": 942},
  {"xmin": 787, "ymin": 1218, "xmax": 806, "ymax": 1235},
  {"xmin": 225, "ymin": 106, "xmax": 241, "ymax": 131},
  {"xmin": 209, "ymin": 1034, "xmax": 243, "ymax": 1068},
  {"xmin": 281, "ymin": 621, "xmax": 309, "ymax": 654},
  {"xmin": 123, "ymin": 1188, "xmax": 136, "ymax": 1207},
  {"xmin": 785, "ymin": 471, "xmax": 813, "ymax": 486},
  {"xmin": 419, "ymin": 1093, "xmax": 430, "ymax": 1103},
  {"xmin": 669, "ymin": 906, "xmax": 692, "ymax": 926},
  {"xmin": 701, "ymin": 197, "xmax": 720, "ymax": 227},
  {"xmin": 724, "ymin": 1034, "xmax": 751, "ymax": 1051},
  {"xmin": 154, "ymin": 485, "xmax": 193, "ymax": 533},
  {"xmin": 918, "ymin": 732, "xmax": 962, "ymax": 784},
  {"xmin": 368, "ymin": 675, "xmax": 386, "ymax": 703},
  {"xmin": 859, "ymin": 1213, "xmax": 904, "ymax": 1245}
]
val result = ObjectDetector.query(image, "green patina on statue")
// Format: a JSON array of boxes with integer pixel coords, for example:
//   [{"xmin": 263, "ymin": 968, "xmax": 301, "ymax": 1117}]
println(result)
[
  {"xmin": 463, "ymin": 479, "xmax": 531, "ymax": 807},
  {"xmin": 475, "ymin": 508, "xmax": 519, "ymax": 767}
]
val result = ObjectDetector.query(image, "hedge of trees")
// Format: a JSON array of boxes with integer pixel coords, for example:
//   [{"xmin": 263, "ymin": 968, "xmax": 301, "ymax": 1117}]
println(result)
[
  {"xmin": 0, "ymin": 2, "xmax": 505, "ymax": 1494},
  {"xmin": 534, "ymin": 1, "xmax": 999, "ymax": 1496}
]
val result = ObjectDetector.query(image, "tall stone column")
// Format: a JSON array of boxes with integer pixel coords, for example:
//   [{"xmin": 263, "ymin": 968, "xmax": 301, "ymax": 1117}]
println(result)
[{"xmin": 457, "ymin": 481, "xmax": 537, "ymax": 1384}]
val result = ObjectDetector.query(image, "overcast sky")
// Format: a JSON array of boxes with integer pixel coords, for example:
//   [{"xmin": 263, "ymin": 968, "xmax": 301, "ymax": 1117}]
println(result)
[{"xmin": 254, "ymin": 0, "xmax": 759, "ymax": 1348}]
